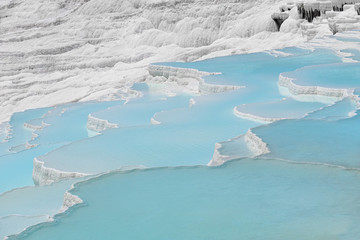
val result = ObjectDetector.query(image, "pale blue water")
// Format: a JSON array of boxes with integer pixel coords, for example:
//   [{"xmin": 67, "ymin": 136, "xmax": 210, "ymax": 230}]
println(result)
[
  {"xmin": 0, "ymin": 144, "xmax": 64, "ymax": 194},
  {"xmin": 354, "ymin": 87, "xmax": 360, "ymax": 96},
  {"xmin": 29, "ymin": 101, "xmax": 120, "ymax": 146},
  {"xmin": 2, "ymin": 45, "xmax": 360, "ymax": 239},
  {"xmin": 158, "ymin": 48, "xmax": 341, "ymax": 100},
  {"xmin": 235, "ymin": 98, "xmax": 325, "ymax": 119},
  {"xmin": 0, "ymin": 108, "xmax": 50, "ymax": 156},
  {"xmin": 0, "ymin": 102, "xmax": 119, "ymax": 194},
  {"xmin": 305, "ymin": 98, "xmax": 358, "ymax": 121},
  {"xmin": 0, "ymin": 178, "xmax": 81, "ymax": 239},
  {"xmin": 253, "ymin": 114, "xmax": 360, "ymax": 168},
  {"xmin": 91, "ymin": 96, "xmax": 189, "ymax": 127},
  {"xmin": 341, "ymin": 48, "xmax": 360, "ymax": 61},
  {"xmin": 13, "ymin": 159, "xmax": 360, "ymax": 240},
  {"xmin": 285, "ymin": 63, "xmax": 360, "ymax": 88},
  {"xmin": 275, "ymin": 47, "xmax": 312, "ymax": 55},
  {"xmin": 35, "ymin": 48, "xmax": 344, "ymax": 175},
  {"xmin": 37, "ymin": 114, "xmax": 257, "ymax": 173}
]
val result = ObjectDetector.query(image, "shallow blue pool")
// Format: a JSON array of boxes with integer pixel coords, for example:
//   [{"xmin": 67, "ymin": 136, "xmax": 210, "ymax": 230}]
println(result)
[
  {"xmin": 2, "ymin": 45, "xmax": 360, "ymax": 239},
  {"xmin": 13, "ymin": 159, "xmax": 360, "ymax": 240},
  {"xmin": 285, "ymin": 63, "xmax": 360, "ymax": 89}
]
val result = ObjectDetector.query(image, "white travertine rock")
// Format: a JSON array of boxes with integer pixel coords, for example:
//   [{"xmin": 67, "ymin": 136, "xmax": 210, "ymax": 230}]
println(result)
[
  {"xmin": 208, "ymin": 142, "xmax": 227, "ymax": 166},
  {"xmin": 327, "ymin": 4, "xmax": 360, "ymax": 33},
  {"xmin": 1, "ymin": 0, "xmax": 300, "ymax": 125},
  {"xmin": 209, "ymin": 130, "xmax": 271, "ymax": 167},
  {"xmin": 244, "ymin": 129, "xmax": 270, "ymax": 156},
  {"xmin": 1, "ymin": 0, "xmax": 359, "ymax": 128},
  {"xmin": 272, "ymin": 12, "xmax": 291, "ymax": 20},
  {"xmin": 281, "ymin": 17, "xmax": 302, "ymax": 32},
  {"xmin": 148, "ymin": 65, "xmax": 208, "ymax": 79},
  {"xmin": 355, "ymin": 3, "xmax": 360, "ymax": 14},
  {"xmin": 278, "ymin": 73, "xmax": 350, "ymax": 99},
  {"xmin": 280, "ymin": 2, "xmax": 296, "ymax": 12},
  {"xmin": 208, "ymin": 130, "xmax": 270, "ymax": 167},
  {"xmin": 148, "ymin": 64, "xmax": 243, "ymax": 94},
  {"xmin": 295, "ymin": 0, "xmax": 360, "ymax": 36},
  {"xmin": 272, "ymin": 12, "xmax": 290, "ymax": 30},
  {"xmin": 23, "ymin": 122, "xmax": 46, "ymax": 131},
  {"xmin": 233, "ymin": 107, "xmax": 284, "ymax": 123},
  {"xmin": 208, "ymin": 141, "xmax": 245, "ymax": 167},
  {"xmin": 86, "ymin": 114, "xmax": 118, "ymax": 132},
  {"xmin": 150, "ymin": 117, "xmax": 161, "ymax": 125},
  {"xmin": 33, "ymin": 157, "xmax": 89, "ymax": 186},
  {"xmin": 60, "ymin": 191, "xmax": 83, "ymax": 213}
]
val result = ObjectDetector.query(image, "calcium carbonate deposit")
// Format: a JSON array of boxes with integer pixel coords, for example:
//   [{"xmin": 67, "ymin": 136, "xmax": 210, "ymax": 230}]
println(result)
[{"xmin": 0, "ymin": 0, "xmax": 360, "ymax": 239}]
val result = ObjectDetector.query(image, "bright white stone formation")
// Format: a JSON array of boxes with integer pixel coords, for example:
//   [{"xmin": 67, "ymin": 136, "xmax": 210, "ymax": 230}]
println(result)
[
  {"xmin": 293, "ymin": 0, "xmax": 360, "ymax": 37},
  {"xmin": 0, "ymin": 0, "xmax": 308, "ymax": 125}
]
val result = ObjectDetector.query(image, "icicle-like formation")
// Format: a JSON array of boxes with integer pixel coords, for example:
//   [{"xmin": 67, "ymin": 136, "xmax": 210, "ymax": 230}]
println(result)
[
  {"xmin": 297, "ymin": 0, "xmax": 360, "ymax": 22},
  {"xmin": 297, "ymin": 2, "xmax": 322, "ymax": 22}
]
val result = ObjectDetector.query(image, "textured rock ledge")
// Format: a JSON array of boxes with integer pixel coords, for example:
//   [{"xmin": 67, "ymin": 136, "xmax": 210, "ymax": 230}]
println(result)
[
  {"xmin": 23, "ymin": 121, "xmax": 48, "ymax": 131},
  {"xmin": 33, "ymin": 157, "xmax": 89, "ymax": 186},
  {"xmin": 244, "ymin": 129, "xmax": 270, "ymax": 156},
  {"xmin": 233, "ymin": 106, "xmax": 283, "ymax": 123},
  {"xmin": 148, "ymin": 64, "xmax": 243, "ymax": 95},
  {"xmin": 278, "ymin": 73, "xmax": 350, "ymax": 99},
  {"xmin": 208, "ymin": 142, "xmax": 235, "ymax": 166},
  {"xmin": 86, "ymin": 114, "xmax": 118, "ymax": 132},
  {"xmin": 60, "ymin": 189, "xmax": 83, "ymax": 213},
  {"xmin": 209, "ymin": 130, "xmax": 270, "ymax": 166}
]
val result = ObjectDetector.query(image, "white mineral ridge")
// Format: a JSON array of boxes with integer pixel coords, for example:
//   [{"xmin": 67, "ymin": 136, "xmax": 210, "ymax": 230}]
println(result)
[
  {"xmin": 0, "ymin": 0, "xmax": 308, "ymax": 126},
  {"xmin": 209, "ymin": 129, "xmax": 270, "ymax": 166},
  {"xmin": 328, "ymin": 3, "xmax": 360, "ymax": 32},
  {"xmin": 233, "ymin": 106, "xmax": 284, "ymax": 123},
  {"xmin": 33, "ymin": 157, "xmax": 89, "ymax": 186},
  {"xmin": 60, "ymin": 190, "xmax": 83, "ymax": 213},
  {"xmin": 208, "ymin": 141, "xmax": 242, "ymax": 167},
  {"xmin": 278, "ymin": 72, "xmax": 352, "ymax": 100},
  {"xmin": 244, "ymin": 129, "xmax": 270, "ymax": 156},
  {"xmin": 86, "ymin": 114, "xmax": 118, "ymax": 132},
  {"xmin": 208, "ymin": 142, "xmax": 228, "ymax": 166},
  {"xmin": 148, "ymin": 64, "xmax": 243, "ymax": 94},
  {"xmin": 280, "ymin": 8, "xmax": 302, "ymax": 33}
]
